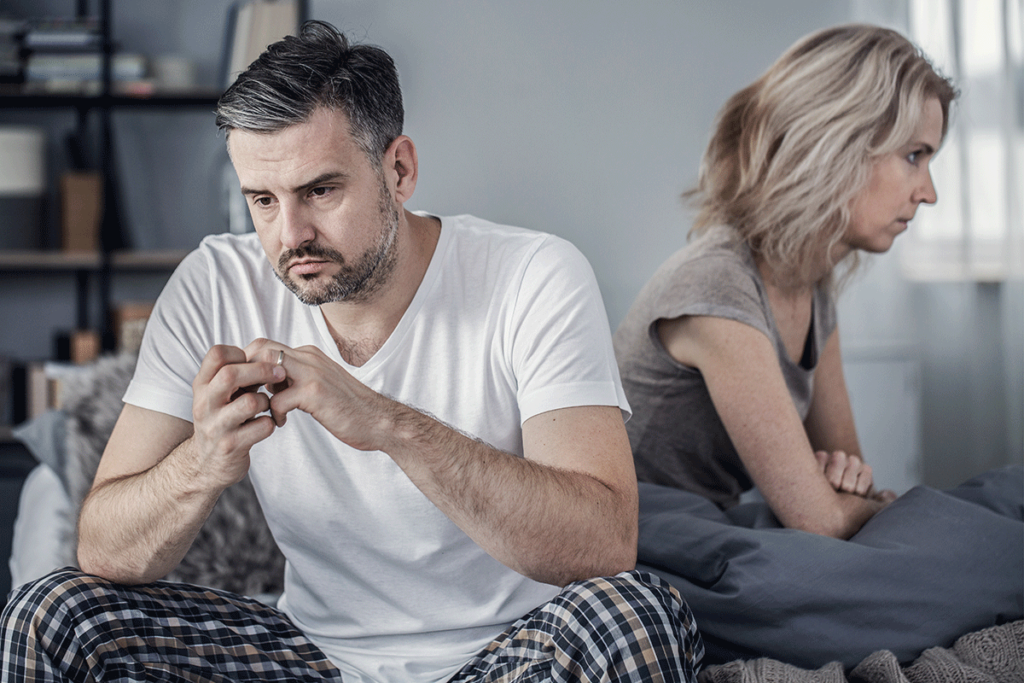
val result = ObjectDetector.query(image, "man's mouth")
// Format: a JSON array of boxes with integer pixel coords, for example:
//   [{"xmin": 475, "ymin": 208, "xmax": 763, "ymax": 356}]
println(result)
[{"xmin": 288, "ymin": 259, "xmax": 330, "ymax": 276}]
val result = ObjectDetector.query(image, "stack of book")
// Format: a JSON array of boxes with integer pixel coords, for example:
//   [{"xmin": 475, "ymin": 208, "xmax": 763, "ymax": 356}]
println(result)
[
  {"xmin": 0, "ymin": 16, "xmax": 25, "ymax": 84},
  {"xmin": 22, "ymin": 17, "xmax": 146, "ymax": 94}
]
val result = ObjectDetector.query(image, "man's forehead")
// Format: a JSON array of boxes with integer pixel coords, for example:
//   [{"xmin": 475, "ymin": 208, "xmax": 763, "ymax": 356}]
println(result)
[{"xmin": 227, "ymin": 109, "xmax": 356, "ymax": 156}]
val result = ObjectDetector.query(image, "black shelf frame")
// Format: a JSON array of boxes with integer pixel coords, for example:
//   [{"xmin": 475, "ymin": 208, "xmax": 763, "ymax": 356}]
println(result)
[{"xmin": 0, "ymin": 0, "xmax": 221, "ymax": 349}]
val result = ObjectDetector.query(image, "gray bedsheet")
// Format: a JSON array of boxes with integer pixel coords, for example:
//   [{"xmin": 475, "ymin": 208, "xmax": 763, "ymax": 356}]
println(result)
[{"xmin": 636, "ymin": 465, "xmax": 1023, "ymax": 670}]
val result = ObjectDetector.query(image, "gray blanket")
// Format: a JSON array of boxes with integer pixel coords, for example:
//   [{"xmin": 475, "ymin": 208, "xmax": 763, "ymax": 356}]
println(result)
[
  {"xmin": 698, "ymin": 619, "xmax": 1023, "ymax": 683},
  {"xmin": 637, "ymin": 466, "xmax": 1023, "ymax": 671}
]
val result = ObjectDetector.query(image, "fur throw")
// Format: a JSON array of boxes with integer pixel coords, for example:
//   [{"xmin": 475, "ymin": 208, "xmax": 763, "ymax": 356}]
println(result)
[{"xmin": 61, "ymin": 352, "xmax": 285, "ymax": 596}]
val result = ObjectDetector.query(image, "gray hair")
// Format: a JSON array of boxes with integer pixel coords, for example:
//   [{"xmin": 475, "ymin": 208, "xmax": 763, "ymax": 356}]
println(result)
[
  {"xmin": 687, "ymin": 24, "xmax": 958, "ymax": 288},
  {"xmin": 216, "ymin": 20, "xmax": 404, "ymax": 166}
]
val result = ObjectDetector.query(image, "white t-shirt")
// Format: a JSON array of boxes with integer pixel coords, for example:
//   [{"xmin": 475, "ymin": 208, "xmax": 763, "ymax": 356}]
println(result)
[{"xmin": 124, "ymin": 213, "xmax": 630, "ymax": 683}]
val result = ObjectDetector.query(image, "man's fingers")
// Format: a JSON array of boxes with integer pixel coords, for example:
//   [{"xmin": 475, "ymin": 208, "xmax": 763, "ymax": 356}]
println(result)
[
  {"xmin": 194, "ymin": 345, "xmax": 248, "ymax": 387},
  {"xmin": 210, "ymin": 359, "xmax": 285, "ymax": 401}
]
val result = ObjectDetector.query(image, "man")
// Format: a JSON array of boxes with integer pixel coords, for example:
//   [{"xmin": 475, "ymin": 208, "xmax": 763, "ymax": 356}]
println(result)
[{"xmin": 1, "ymin": 21, "xmax": 702, "ymax": 682}]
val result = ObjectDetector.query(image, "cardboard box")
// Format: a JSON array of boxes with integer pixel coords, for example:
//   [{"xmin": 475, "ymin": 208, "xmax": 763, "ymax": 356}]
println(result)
[{"xmin": 60, "ymin": 171, "xmax": 103, "ymax": 253}]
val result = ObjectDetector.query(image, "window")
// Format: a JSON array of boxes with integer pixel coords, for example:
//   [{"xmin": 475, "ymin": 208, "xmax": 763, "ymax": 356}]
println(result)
[{"xmin": 903, "ymin": 0, "xmax": 1023, "ymax": 281}]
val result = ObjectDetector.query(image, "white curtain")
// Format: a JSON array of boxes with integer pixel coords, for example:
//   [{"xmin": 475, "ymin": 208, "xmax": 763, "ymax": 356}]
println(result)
[{"xmin": 902, "ymin": 0, "xmax": 1024, "ymax": 281}]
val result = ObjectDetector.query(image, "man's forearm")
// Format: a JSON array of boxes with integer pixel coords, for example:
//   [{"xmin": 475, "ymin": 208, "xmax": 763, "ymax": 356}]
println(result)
[
  {"xmin": 77, "ymin": 440, "xmax": 224, "ymax": 584},
  {"xmin": 380, "ymin": 403, "xmax": 638, "ymax": 586}
]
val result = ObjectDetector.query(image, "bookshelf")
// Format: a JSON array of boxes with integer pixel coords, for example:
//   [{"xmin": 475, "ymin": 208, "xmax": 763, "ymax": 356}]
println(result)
[
  {"xmin": 0, "ymin": 1, "xmax": 308, "ymax": 431},
  {"xmin": 0, "ymin": 0, "xmax": 226, "ymax": 430}
]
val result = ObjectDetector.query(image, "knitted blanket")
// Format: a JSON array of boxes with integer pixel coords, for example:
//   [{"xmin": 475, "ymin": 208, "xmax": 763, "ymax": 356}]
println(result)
[{"xmin": 698, "ymin": 620, "xmax": 1024, "ymax": 683}]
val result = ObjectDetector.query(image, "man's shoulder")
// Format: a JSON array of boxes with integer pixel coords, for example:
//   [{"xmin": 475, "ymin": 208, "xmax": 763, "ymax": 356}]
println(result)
[
  {"xmin": 192, "ymin": 231, "xmax": 265, "ymax": 260},
  {"xmin": 438, "ymin": 213, "xmax": 585, "ymax": 267}
]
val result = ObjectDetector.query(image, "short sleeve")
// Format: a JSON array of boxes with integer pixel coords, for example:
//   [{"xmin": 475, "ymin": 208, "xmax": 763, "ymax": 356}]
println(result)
[
  {"xmin": 122, "ymin": 248, "xmax": 214, "ymax": 422},
  {"xmin": 508, "ymin": 236, "xmax": 630, "ymax": 423},
  {"xmin": 646, "ymin": 247, "xmax": 772, "ymax": 341}
]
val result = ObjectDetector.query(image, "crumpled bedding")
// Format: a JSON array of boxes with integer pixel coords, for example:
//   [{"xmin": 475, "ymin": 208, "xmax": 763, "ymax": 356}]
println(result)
[
  {"xmin": 636, "ymin": 466, "xmax": 1023, "ymax": 672},
  {"xmin": 697, "ymin": 619, "xmax": 1023, "ymax": 683}
]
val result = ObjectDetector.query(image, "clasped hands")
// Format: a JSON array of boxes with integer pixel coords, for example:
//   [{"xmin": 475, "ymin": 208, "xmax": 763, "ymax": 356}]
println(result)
[
  {"xmin": 814, "ymin": 450, "xmax": 898, "ymax": 503},
  {"xmin": 190, "ymin": 338, "xmax": 394, "ymax": 487}
]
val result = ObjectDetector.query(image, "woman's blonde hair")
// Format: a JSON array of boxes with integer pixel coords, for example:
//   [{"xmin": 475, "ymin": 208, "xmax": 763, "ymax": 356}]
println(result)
[{"xmin": 688, "ymin": 24, "xmax": 958, "ymax": 287}]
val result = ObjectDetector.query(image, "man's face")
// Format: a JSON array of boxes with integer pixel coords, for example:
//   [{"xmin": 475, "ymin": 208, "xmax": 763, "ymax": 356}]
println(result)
[{"xmin": 228, "ymin": 108, "xmax": 400, "ymax": 306}]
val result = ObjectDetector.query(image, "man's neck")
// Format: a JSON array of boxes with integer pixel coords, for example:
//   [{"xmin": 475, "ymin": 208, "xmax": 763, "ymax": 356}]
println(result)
[{"xmin": 320, "ymin": 210, "xmax": 441, "ymax": 367}]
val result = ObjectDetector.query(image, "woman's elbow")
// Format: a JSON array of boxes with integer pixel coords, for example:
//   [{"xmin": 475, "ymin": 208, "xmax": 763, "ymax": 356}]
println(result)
[{"xmin": 786, "ymin": 497, "xmax": 884, "ymax": 539}]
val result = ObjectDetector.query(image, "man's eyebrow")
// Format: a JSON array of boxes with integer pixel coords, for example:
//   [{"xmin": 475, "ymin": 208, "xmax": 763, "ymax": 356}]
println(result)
[{"xmin": 240, "ymin": 171, "xmax": 349, "ymax": 196}]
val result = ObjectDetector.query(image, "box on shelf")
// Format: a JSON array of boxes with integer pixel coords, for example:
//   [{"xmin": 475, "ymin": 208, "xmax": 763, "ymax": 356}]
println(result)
[
  {"xmin": 60, "ymin": 171, "xmax": 102, "ymax": 253},
  {"xmin": 112, "ymin": 301, "xmax": 154, "ymax": 354}
]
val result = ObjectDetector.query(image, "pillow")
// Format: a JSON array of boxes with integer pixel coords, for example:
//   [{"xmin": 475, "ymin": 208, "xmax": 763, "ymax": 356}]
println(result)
[
  {"xmin": 55, "ymin": 351, "xmax": 286, "ymax": 597},
  {"xmin": 12, "ymin": 409, "xmax": 68, "ymax": 491}
]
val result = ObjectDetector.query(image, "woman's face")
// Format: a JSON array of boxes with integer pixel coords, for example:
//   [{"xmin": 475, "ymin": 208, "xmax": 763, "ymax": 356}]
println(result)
[{"xmin": 844, "ymin": 96, "xmax": 945, "ymax": 254}]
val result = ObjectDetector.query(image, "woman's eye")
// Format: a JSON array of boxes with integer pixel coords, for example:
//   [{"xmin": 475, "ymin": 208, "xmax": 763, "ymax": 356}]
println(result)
[{"xmin": 907, "ymin": 150, "xmax": 922, "ymax": 165}]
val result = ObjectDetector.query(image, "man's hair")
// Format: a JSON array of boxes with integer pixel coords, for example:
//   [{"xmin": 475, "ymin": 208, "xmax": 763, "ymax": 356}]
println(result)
[
  {"xmin": 216, "ymin": 20, "xmax": 404, "ymax": 166},
  {"xmin": 687, "ymin": 24, "xmax": 958, "ymax": 287}
]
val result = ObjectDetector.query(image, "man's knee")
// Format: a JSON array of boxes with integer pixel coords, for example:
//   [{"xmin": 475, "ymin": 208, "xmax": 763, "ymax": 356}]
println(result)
[
  {"xmin": 544, "ymin": 571, "xmax": 703, "ymax": 680},
  {"xmin": 3, "ymin": 568, "xmax": 103, "ymax": 637},
  {"xmin": 561, "ymin": 570, "xmax": 698, "ymax": 636}
]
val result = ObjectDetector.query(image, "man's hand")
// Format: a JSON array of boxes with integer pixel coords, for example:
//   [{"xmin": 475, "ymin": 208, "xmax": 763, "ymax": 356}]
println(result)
[
  {"xmin": 245, "ymin": 338, "xmax": 637, "ymax": 585},
  {"xmin": 191, "ymin": 344, "xmax": 287, "ymax": 488},
  {"xmin": 245, "ymin": 340, "xmax": 393, "ymax": 452}
]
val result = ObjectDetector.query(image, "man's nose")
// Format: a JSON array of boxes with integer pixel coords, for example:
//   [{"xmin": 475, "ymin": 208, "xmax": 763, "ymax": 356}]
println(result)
[{"xmin": 279, "ymin": 202, "xmax": 316, "ymax": 249}]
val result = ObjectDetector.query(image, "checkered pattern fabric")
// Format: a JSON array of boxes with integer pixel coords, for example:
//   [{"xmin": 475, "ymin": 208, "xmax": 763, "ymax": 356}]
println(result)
[
  {"xmin": 2, "ymin": 568, "xmax": 701, "ymax": 682},
  {"xmin": 0, "ymin": 568, "xmax": 341, "ymax": 682},
  {"xmin": 449, "ymin": 571, "xmax": 703, "ymax": 683}
]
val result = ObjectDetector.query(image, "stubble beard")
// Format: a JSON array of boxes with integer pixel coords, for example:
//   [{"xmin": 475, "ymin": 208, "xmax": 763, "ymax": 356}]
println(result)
[{"xmin": 275, "ymin": 184, "xmax": 401, "ymax": 306}]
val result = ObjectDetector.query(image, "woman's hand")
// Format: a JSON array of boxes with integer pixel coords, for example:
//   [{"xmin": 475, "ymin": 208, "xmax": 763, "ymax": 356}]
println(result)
[
  {"xmin": 814, "ymin": 449, "xmax": 873, "ymax": 496},
  {"xmin": 815, "ymin": 450, "xmax": 898, "ymax": 503}
]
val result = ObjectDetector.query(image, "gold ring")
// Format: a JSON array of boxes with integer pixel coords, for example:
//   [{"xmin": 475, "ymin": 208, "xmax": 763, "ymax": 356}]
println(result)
[{"xmin": 276, "ymin": 350, "xmax": 285, "ymax": 367}]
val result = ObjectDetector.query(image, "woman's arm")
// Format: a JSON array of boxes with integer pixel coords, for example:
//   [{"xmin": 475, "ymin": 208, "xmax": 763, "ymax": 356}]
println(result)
[
  {"xmin": 658, "ymin": 314, "xmax": 888, "ymax": 538},
  {"xmin": 804, "ymin": 329, "xmax": 888, "ymax": 497}
]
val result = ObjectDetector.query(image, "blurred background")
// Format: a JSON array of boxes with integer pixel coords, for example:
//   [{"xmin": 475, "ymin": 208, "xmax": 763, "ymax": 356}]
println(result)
[{"xmin": 0, "ymin": 0, "xmax": 1020, "ymax": 498}]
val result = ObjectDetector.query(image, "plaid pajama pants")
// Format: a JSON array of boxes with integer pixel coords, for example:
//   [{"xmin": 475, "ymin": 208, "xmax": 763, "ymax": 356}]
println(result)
[{"xmin": 1, "ymin": 567, "xmax": 703, "ymax": 682}]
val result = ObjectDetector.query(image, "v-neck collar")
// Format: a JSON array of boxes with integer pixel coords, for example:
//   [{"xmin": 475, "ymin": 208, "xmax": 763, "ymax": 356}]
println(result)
[
  {"xmin": 743, "ymin": 243, "xmax": 819, "ymax": 373},
  {"xmin": 310, "ymin": 214, "xmax": 452, "ymax": 378}
]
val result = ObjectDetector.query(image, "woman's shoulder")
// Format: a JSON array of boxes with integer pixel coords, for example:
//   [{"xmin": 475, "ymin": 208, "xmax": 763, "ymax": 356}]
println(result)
[
  {"xmin": 652, "ymin": 225, "xmax": 759, "ymax": 295},
  {"xmin": 618, "ymin": 224, "xmax": 766, "ymax": 333}
]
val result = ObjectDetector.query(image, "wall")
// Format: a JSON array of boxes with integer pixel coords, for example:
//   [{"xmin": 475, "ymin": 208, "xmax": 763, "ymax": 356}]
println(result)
[{"xmin": 0, "ymin": 0, "xmax": 1018, "ymax": 490}]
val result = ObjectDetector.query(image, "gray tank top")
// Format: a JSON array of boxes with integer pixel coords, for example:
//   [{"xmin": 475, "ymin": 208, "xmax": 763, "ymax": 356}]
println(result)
[{"xmin": 613, "ymin": 225, "xmax": 836, "ymax": 508}]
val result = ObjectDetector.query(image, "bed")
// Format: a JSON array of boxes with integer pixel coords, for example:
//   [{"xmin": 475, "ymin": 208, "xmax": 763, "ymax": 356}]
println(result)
[{"xmin": 9, "ymin": 352, "xmax": 1023, "ymax": 682}]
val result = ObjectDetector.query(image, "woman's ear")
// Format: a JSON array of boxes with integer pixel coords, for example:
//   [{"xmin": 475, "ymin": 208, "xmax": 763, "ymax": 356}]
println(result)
[{"xmin": 384, "ymin": 135, "xmax": 418, "ymax": 204}]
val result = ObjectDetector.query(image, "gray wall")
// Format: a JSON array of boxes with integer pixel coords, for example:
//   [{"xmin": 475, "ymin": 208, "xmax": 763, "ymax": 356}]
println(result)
[{"xmin": 0, "ymin": 0, "xmax": 1018, "ymax": 488}]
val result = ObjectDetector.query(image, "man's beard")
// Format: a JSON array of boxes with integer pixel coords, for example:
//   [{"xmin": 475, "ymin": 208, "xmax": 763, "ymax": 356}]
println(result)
[{"xmin": 274, "ymin": 185, "xmax": 400, "ymax": 306}]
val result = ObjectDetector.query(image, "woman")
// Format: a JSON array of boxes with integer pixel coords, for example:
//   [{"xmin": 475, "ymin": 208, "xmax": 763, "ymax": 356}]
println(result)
[{"xmin": 614, "ymin": 24, "xmax": 958, "ymax": 539}]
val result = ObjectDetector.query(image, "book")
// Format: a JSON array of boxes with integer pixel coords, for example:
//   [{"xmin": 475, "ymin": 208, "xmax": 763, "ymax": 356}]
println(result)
[
  {"xmin": 25, "ymin": 52, "xmax": 146, "ymax": 82},
  {"xmin": 23, "ymin": 19, "xmax": 101, "ymax": 51},
  {"xmin": 225, "ymin": 0, "xmax": 299, "ymax": 86}
]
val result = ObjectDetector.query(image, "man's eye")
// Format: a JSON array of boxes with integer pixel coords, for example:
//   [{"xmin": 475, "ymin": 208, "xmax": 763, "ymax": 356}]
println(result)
[{"xmin": 310, "ymin": 187, "xmax": 329, "ymax": 197}]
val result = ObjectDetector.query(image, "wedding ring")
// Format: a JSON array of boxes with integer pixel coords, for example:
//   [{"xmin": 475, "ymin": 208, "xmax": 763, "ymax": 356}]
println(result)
[{"xmin": 276, "ymin": 350, "xmax": 285, "ymax": 367}]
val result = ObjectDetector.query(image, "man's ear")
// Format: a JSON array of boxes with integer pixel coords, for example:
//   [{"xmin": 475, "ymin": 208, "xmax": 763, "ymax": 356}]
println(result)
[{"xmin": 384, "ymin": 135, "xmax": 418, "ymax": 204}]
